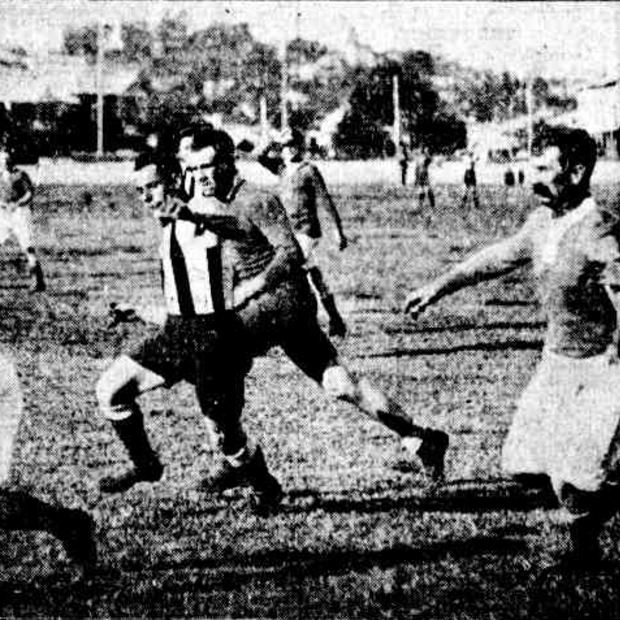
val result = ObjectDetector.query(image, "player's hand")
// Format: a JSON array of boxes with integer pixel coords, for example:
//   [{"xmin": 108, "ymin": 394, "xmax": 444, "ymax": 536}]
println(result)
[
  {"xmin": 404, "ymin": 283, "xmax": 440, "ymax": 318},
  {"xmin": 158, "ymin": 198, "xmax": 187, "ymax": 221},
  {"xmin": 108, "ymin": 302, "xmax": 140, "ymax": 327},
  {"xmin": 233, "ymin": 277, "xmax": 264, "ymax": 309}
]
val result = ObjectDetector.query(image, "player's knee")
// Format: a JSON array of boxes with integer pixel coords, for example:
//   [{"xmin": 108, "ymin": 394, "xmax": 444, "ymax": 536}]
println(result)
[
  {"xmin": 322, "ymin": 364, "xmax": 357, "ymax": 401},
  {"xmin": 96, "ymin": 372, "xmax": 136, "ymax": 421}
]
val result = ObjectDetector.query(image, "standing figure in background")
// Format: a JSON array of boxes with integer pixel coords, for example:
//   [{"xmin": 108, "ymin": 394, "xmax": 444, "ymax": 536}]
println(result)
[
  {"xmin": 397, "ymin": 140, "xmax": 410, "ymax": 186},
  {"xmin": 504, "ymin": 166, "xmax": 516, "ymax": 207},
  {"xmin": 0, "ymin": 147, "xmax": 45, "ymax": 292},
  {"xmin": 461, "ymin": 155, "xmax": 480, "ymax": 210},
  {"xmin": 414, "ymin": 149, "xmax": 435, "ymax": 209},
  {"xmin": 258, "ymin": 128, "xmax": 348, "ymax": 338}
]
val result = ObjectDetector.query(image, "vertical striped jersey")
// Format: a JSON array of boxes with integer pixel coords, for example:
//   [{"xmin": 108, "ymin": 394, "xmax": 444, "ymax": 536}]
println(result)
[{"xmin": 159, "ymin": 217, "xmax": 233, "ymax": 316}]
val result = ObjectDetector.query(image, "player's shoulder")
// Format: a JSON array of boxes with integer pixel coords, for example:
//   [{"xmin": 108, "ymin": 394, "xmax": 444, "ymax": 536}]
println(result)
[{"xmin": 232, "ymin": 180, "xmax": 286, "ymax": 220}]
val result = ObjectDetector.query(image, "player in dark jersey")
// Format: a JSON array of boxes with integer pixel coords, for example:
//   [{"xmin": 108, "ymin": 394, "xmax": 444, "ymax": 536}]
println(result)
[
  {"xmin": 258, "ymin": 129, "xmax": 348, "ymax": 337},
  {"xmin": 96, "ymin": 154, "xmax": 282, "ymax": 511},
  {"xmin": 185, "ymin": 130, "xmax": 449, "ymax": 484}
]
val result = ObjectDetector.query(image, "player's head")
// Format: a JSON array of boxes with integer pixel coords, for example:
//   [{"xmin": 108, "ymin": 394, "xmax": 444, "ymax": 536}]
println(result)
[
  {"xmin": 177, "ymin": 127, "xmax": 195, "ymax": 168},
  {"xmin": 177, "ymin": 119, "xmax": 214, "ymax": 167},
  {"xmin": 281, "ymin": 127, "xmax": 305, "ymax": 164},
  {"xmin": 532, "ymin": 127, "xmax": 597, "ymax": 211},
  {"xmin": 133, "ymin": 153, "xmax": 166, "ymax": 215},
  {"xmin": 187, "ymin": 129, "xmax": 237, "ymax": 201}
]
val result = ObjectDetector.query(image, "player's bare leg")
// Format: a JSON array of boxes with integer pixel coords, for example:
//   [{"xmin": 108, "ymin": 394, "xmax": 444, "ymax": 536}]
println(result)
[
  {"xmin": 96, "ymin": 356, "xmax": 164, "ymax": 493},
  {"xmin": 322, "ymin": 364, "xmax": 449, "ymax": 482}
]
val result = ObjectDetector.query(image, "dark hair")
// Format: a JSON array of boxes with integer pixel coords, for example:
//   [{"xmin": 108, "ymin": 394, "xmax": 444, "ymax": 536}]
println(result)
[
  {"xmin": 551, "ymin": 127, "xmax": 597, "ymax": 186},
  {"xmin": 134, "ymin": 152, "xmax": 161, "ymax": 173}
]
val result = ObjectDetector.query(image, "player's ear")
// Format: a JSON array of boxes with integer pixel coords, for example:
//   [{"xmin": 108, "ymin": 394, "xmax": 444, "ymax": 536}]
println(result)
[{"xmin": 570, "ymin": 163, "xmax": 586, "ymax": 186}]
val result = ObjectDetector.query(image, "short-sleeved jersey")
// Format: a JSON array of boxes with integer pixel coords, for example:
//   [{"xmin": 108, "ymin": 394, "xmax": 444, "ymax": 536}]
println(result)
[
  {"xmin": 0, "ymin": 169, "xmax": 33, "ymax": 205},
  {"xmin": 280, "ymin": 161, "xmax": 333, "ymax": 238},
  {"xmin": 528, "ymin": 197, "xmax": 620, "ymax": 357}
]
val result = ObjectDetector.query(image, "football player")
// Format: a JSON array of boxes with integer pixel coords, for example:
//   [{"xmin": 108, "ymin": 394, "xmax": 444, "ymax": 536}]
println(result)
[
  {"xmin": 258, "ymin": 128, "xmax": 348, "ymax": 337},
  {"xmin": 96, "ymin": 153, "xmax": 282, "ymax": 512},
  {"xmin": 405, "ymin": 128, "xmax": 620, "ymax": 563},
  {"xmin": 0, "ymin": 146, "xmax": 45, "ymax": 291},
  {"xmin": 0, "ymin": 350, "xmax": 95, "ymax": 574},
  {"xmin": 184, "ymin": 129, "xmax": 449, "ymax": 486}
]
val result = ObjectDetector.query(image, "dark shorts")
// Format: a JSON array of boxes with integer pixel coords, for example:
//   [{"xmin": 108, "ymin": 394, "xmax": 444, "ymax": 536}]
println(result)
[
  {"xmin": 129, "ymin": 312, "xmax": 249, "ymax": 386},
  {"xmin": 238, "ymin": 276, "xmax": 338, "ymax": 383}
]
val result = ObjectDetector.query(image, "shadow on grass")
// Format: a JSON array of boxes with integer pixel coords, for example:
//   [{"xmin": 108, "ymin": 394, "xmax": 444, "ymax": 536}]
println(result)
[
  {"xmin": 99, "ymin": 537, "xmax": 527, "ymax": 586},
  {"xmin": 359, "ymin": 339, "xmax": 543, "ymax": 358},
  {"xmin": 281, "ymin": 477, "xmax": 558, "ymax": 516},
  {"xmin": 384, "ymin": 320, "xmax": 546, "ymax": 335}
]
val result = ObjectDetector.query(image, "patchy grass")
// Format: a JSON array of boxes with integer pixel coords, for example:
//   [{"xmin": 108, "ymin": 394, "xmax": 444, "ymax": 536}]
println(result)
[{"xmin": 0, "ymin": 182, "xmax": 619, "ymax": 618}]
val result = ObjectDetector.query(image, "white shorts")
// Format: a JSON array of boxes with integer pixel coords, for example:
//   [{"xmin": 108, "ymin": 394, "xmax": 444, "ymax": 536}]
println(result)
[
  {"xmin": 295, "ymin": 233, "xmax": 320, "ymax": 268},
  {"xmin": 0, "ymin": 206, "xmax": 33, "ymax": 250},
  {"xmin": 0, "ymin": 353, "xmax": 24, "ymax": 485},
  {"xmin": 502, "ymin": 348, "xmax": 620, "ymax": 495}
]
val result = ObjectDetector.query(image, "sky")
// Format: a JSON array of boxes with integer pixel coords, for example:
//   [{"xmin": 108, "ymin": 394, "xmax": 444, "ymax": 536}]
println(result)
[{"xmin": 1, "ymin": 1, "xmax": 618, "ymax": 81}]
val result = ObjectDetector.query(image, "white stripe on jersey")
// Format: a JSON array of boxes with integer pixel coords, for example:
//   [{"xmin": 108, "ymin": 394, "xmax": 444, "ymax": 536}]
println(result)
[{"xmin": 160, "ymin": 219, "xmax": 221, "ymax": 315}]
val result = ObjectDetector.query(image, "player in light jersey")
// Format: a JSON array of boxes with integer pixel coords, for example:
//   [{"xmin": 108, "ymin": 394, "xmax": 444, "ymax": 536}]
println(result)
[
  {"xmin": 0, "ymin": 350, "xmax": 95, "ymax": 574},
  {"xmin": 405, "ymin": 128, "xmax": 620, "ymax": 562},
  {"xmin": 96, "ymin": 153, "xmax": 282, "ymax": 511},
  {"xmin": 258, "ymin": 129, "xmax": 348, "ymax": 337},
  {"xmin": 185, "ymin": 130, "xmax": 449, "ymax": 485},
  {"xmin": 0, "ymin": 147, "xmax": 45, "ymax": 292}
]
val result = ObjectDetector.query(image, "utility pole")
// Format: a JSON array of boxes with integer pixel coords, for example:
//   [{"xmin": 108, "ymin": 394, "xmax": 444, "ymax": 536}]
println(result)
[
  {"xmin": 526, "ymin": 76, "xmax": 533, "ymax": 158},
  {"xmin": 280, "ymin": 36, "xmax": 288, "ymax": 130},
  {"xmin": 392, "ymin": 73, "xmax": 401, "ymax": 148},
  {"xmin": 96, "ymin": 20, "xmax": 105, "ymax": 157}
]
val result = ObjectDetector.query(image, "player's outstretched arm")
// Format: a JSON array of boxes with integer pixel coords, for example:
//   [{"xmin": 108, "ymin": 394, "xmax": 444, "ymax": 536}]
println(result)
[
  {"xmin": 404, "ymin": 228, "xmax": 532, "ymax": 317},
  {"xmin": 312, "ymin": 166, "xmax": 348, "ymax": 250}
]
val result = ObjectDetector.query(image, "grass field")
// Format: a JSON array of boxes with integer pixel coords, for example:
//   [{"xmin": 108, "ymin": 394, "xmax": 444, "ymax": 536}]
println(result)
[{"xmin": 1, "ymin": 180, "xmax": 620, "ymax": 618}]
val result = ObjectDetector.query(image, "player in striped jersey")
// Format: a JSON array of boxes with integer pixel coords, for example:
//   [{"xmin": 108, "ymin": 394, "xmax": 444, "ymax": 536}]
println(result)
[
  {"xmin": 258, "ymin": 128, "xmax": 348, "ymax": 337},
  {"xmin": 95, "ymin": 153, "xmax": 282, "ymax": 510},
  {"xmin": 185, "ymin": 130, "xmax": 449, "ymax": 484}
]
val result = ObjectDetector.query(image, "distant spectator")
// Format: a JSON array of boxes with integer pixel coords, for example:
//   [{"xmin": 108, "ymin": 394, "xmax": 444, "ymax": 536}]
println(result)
[
  {"xmin": 414, "ymin": 149, "xmax": 435, "ymax": 209},
  {"xmin": 397, "ymin": 140, "xmax": 410, "ymax": 186},
  {"xmin": 462, "ymin": 156, "xmax": 479, "ymax": 209},
  {"xmin": 504, "ymin": 167, "xmax": 516, "ymax": 207}
]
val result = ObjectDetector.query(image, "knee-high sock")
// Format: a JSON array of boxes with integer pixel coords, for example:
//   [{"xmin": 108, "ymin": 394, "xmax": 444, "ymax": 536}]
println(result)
[{"xmin": 108, "ymin": 405, "xmax": 160, "ymax": 472}]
